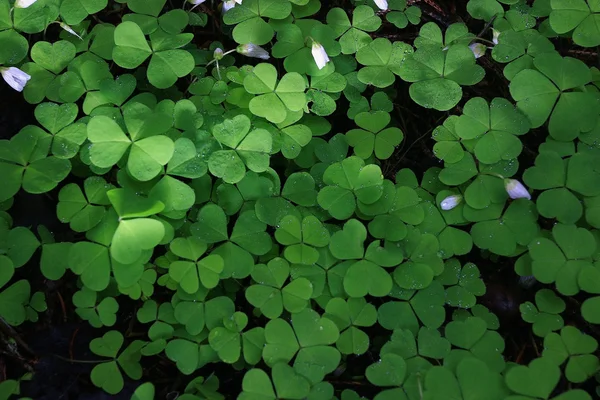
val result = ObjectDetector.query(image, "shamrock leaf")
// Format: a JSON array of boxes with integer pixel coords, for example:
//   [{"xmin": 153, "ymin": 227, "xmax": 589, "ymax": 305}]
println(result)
[
  {"xmin": 398, "ymin": 43, "xmax": 485, "ymax": 111},
  {"xmin": 520, "ymin": 289, "xmax": 566, "ymax": 337},
  {"xmin": 346, "ymin": 111, "xmax": 404, "ymax": 160},
  {"xmin": 244, "ymin": 63, "xmax": 307, "ymax": 124},
  {"xmin": 509, "ymin": 53, "xmax": 599, "ymax": 141}
]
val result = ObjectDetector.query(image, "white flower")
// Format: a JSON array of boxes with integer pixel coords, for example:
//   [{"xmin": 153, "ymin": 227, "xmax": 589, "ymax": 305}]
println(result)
[
  {"xmin": 504, "ymin": 179, "xmax": 531, "ymax": 200},
  {"xmin": 222, "ymin": 0, "xmax": 237, "ymax": 13},
  {"xmin": 1, "ymin": 67, "xmax": 31, "ymax": 92},
  {"xmin": 237, "ymin": 43, "xmax": 270, "ymax": 59},
  {"xmin": 440, "ymin": 194, "xmax": 463, "ymax": 211},
  {"xmin": 14, "ymin": 0, "xmax": 38, "ymax": 8},
  {"xmin": 187, "ymin": 0, "xmax": 206, "ymax": 11},
  {"xmin": 469, "ymin": 43, "xmax": 487, "ymax": 59},
  {"xmin": 311, "ymin": 42, "xmax": 329, "ymax": 70},
  {"xmin": 60, "ymin": 22, "xmax": 83, "ymax": 40},
  {"xmin": 213, "ymin": 48, "xmax": 224, "ymax": 61},
  {"xmin": 492, "ymin": 28, "xmax": 500, "ymax": 45},
  {"xmin": 373, "ymin": 0, "xmax": 388, "ymax": 10}
]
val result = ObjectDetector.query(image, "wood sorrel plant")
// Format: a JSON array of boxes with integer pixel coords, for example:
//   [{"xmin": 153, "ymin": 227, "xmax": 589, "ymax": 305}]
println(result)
[{"xmin": 1, "ymin": 0, "xmax": 600, "ymax": 399}]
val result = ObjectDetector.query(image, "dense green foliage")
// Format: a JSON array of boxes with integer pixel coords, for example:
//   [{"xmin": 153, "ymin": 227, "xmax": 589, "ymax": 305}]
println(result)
[{"xmin": 1, "ymin": 0, "xmax": 600, "ymax": 399}]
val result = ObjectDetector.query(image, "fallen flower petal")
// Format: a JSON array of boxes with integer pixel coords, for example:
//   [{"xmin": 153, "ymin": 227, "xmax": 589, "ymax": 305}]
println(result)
[
  {"xmin": 440, "ymin": 194, "xmax": 463, "ymax": 211},
  {"xmin": 1, "ymin": 67, "xmax": 31, "ymax": 92},
  {"xmin": 237, "ymin": 43, "xmax": 270, "ymax": 60},
  {"xmin": 14, "ymin": 0, "xmax": 38, "ymax": 8},
  {"xmin": 311, "ymin": 42, "xmax": 329, "ymax": 70},
  {"xmin": 504, "ymin": 178, "xmax": 531, "ymax": 200},
  {"xmin": 374, "ymin": 0, "xmax": 388, "ymax": 10},
  {"xmin": 469, "ymin": 42, "xmax": 487, "ymax": 59}
]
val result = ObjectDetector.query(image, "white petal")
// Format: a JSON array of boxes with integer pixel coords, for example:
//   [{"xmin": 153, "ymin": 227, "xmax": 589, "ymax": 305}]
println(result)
[
  {"xmin": 1, "ymin": 67, "xmax": 31, "ymax": 92},
  {"xmin": 469, "ymin": 43, "xmax": 486, "ymax": 59},
  {"xmin": 238, "ymin": 43, "xmax": 270, "ymax": 59},
  {"xmin": 222, "ymin": 0, "xmax": 236, "ymax": 13},
  {"xmin": 440, "ymin": 194, "xmax": 463, "ymax": 211},
  {"xmin": 14, "ymin": 0, "xmax": 38, "ymax": 8},
  {"xmin": 373, "ymin": 0, "xmax": 388, "ymax": 10},
  {"xmin": 311, "ymin": 43, "xmax": 329, "ymax": 70},
  {"xmin": 504, "ymin": 179, "xmax": 531, "ymax": 200},
  {"xmin": 60, "ymin": 22, "xmax": 83, "ymax": 40},
  {"xmin": 492, "ymin": 29, "xmax": 500, "ymax": 45}
]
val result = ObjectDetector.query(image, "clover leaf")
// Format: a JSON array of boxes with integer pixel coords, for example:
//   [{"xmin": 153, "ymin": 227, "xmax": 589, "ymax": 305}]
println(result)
[
  {"xmin": 208, "ymin": 114, "xmax": 272, "ymax": 183},
  {"xmin": 263, "ymin": 308, "xmax": 340, "ymax": 384},
  {"xmin": 317, "ymin": 156, "xmax": 384, "ymax": 219},
  {"xmin": 522, "ymin": 151, "xmax": 583, "ymax": 224},
  {"xmin": 245, "ymin": 257, "xmax": 313, "ymax": 318},
  {"xmin": 168, "ymin": 238, "xmax": 224, "ymax": 293},
  {"xmin": 89, "ymin": 331, "xmax": 144, "ymax": 395},
  {"xmin": 327, "ymin": 6, "xmax": 381, "ymax": 54},
  {"xmin": 529, "ymin": 223, "xmax": 598, "ymax": 295},
  {"xmin": 549, "ymin": 0, "xmax": 600, "ymax": 47},
  {"xmin": 505, "ymin": 357, "xmax": 561, "ymax": 399},
  {"xmin": 471, "ymin": 198, "xmax": 539, "ymax": 257},
  {"xmin": 112, "ymin": 21, "xmax": 194, "ymax": 88},
  {"xmin": 57, "ymin": 177, "xmax": 113, "ymax": 232},
  {"xmin": 243, "ymin": 63, "xmax": 307, "ymax": 124},
  {"xmin": 34, "ymin": 102, "xmax": 87, "ymax": 159},
  {"xmin": 543, "ymin": 326, "xmax": 599, "ymax": 383},
  {"xmin": 346, "ymin": 111, "xmax": 404, "ymax": 160},
  {"xmin": 355, "ymin": 38, "xmax": 412, "ymax": 88},
  {"xmin": 436, "ymin": 258, "xmax": 486, "ymax": 309},
  {"xmin": 224, "ymin": 0, "xmax": 291, "ymax": 45},
  {"xmin": 0, "ymin": 127, "xmax": 72, "ymax": 202},
  {"xmin": 239, "ymin": 363, "xmax": 310, "ymax": 400},
  {"xmin": 87, "ymin": 111, "xmax": 174, "ymax": 182},
  {"xmin": 393, "ymin": 228, "xmax": 444, "ymax": 290},
  {"xmin": 60, "ymin": 0, "xmax": 107, "ymax": 25},
  {"xmin": 386, "ymin": 0, "xmax": 421, "ymax": 29},
  {"xmin": 445, "ymin": 316, "xmax": 506, "ymax": 373},
  {"xmin": 491, "ymin": 29, "xmax": 555, "ymax": 80},
  {"xmin": 378, "ymin": 282, "xmax": 447, "ymax": 332},
  {"xmin": 454, "ymin": 97, "xmax": 530, "ymax": 164},
  {"xmin": 324, "ymin": 297, "xmax": 377, "ymax": 355},
  {"xmin": 73, "ymin": 286, "xmax": 119, "ymax": 328},
  {"xmin": 0, "ymin": 275, "xmax": 30, "ymax": 326},
  {"xmin": 423, "ymin": 358, "xmax": 507, "ymax": 400},
  {"xmin": 509, "ymin": 53, "xmax": 599, "ymax": 141},
  {"xmin": 275, "ymin": 215, "xmax": 330, "ymax": 265},
  {"xmin": 520, "ymin": 288, "xmax": 566, "ymax": 337},
  {"xmin": 414, "ymin": 22, "xmax": 475, "ymax": 49}
]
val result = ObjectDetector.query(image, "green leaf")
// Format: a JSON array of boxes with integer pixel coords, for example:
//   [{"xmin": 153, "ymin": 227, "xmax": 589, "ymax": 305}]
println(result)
[
  {"xmin": 366, "ymin": 353, "xmax": 407, "ymax": 386},
  {"xmin": 398, "ymin": 44, "xmax": 485, "ymax": 111},
  {"xmin": 549, "ymin": 0, "xmax": 600, "ymax": 47},
  {"xmin": 60, "ymin": 0, "xmax": 108, "ymax": 25},
  {"xmin": 0, "ymin": 280, "xmax": 29, "ymax": 326},
  {"xmin": 30, "ymin": 41, "xmax": 76, "ymax": 75},
  {"xmin": 113, "ymin": 21, "xmax": 152, "ymax": 69},
  {"xmin": 505, "ymin": 357, "xmax": 560, "ymax": 399},
  {"xmin": 191, "ymin": 204, "xmax": 228, "ymax": 243},
  {"xmin": 111, "ymin": 218, "xmax": 165, "ymax": 265}
]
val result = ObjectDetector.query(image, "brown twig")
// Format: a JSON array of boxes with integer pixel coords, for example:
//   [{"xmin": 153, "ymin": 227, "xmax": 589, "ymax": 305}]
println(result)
[{"xmin": 69, "ymin": 328, "xmax": 79, "ymax": 361}]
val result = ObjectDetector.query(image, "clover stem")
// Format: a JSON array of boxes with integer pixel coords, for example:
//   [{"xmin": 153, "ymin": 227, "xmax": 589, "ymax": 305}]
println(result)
[
  {"xmin": 472, "ymin": 38, "xmax": 496, "ymax": 46},
  {"xmin": 216, "ymin": 59, "xmax": 222, "ymax": 80},
  {"xmin": 479, "ymin": 171, "xmax": 505, "ymax": 180}
]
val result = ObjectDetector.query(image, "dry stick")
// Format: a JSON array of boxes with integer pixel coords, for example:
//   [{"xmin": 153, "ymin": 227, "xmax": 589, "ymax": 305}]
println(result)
[
  {"xmin": 391, "ymin": 115, "xmax": 446, "ymax": 169},
  {"xmin": 0, "ymin": 317, "xmax": 35, "ymax": 357},
  {"xmin": 52, "ymin": 354, "xmax": 107, "ymax": 364}
]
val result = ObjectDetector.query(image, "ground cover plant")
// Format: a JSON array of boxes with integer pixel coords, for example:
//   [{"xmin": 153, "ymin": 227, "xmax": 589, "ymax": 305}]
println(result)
[{"xmin": 1, "ymin": 0, "xmax": 600, "ymax": 399}]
